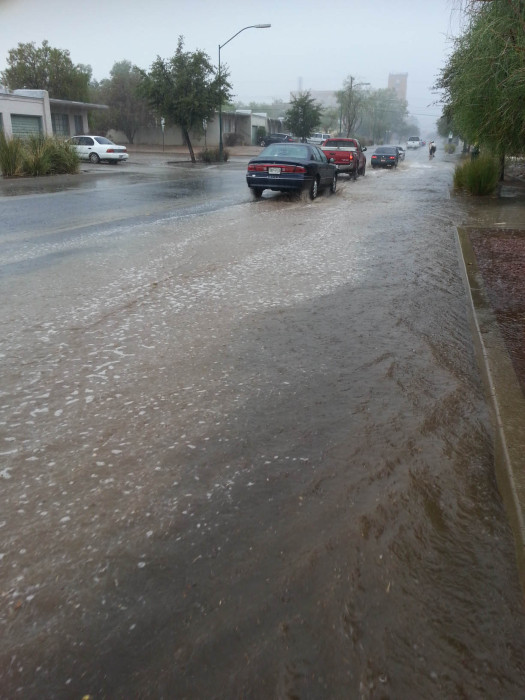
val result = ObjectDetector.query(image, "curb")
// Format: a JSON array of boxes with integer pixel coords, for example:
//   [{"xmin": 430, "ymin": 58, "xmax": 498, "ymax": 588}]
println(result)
[{"xmin": 456, "ymin": 227, "xmax": 525, "ymax": 596}]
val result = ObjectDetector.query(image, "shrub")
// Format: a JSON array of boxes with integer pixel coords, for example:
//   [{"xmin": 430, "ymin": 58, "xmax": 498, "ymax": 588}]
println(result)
[
  {"xmin": 0, "ymin": 132, "xmax": 24, "ymax": 177},
  {"xmin": 0, "ymin": 134, "xmax": 79, "ymax": 177},
  {"xmin": 453, "ymin": 155, "xmax": 499, "ymax": 195},
  {"xmin": 22, "ymin": 135, "xmax": 53, "ymax": 176},
  {"xmin": 49, "ymin": 139, "xmax": 79, "ymax": 174},
  {"xmin": 444, "ymin": 143, "xmax": 456, "ymax": 154},
  {"xmin": 453, "ymin": 160, "xmax": 467, "ymax": 189},
  {"xmin": 198, "ymin": 147, "xmax": 230, "ymax": 163}
]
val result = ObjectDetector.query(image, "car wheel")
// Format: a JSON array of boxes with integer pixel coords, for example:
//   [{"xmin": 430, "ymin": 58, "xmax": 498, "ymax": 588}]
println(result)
[
  {"xmin": 353, "ymin": 167, "xmax": 358, "ymax": 181},
  {"xmin": 309, "ymin": 176, "xmax": 319, "ymax": 200},
  {"xmin": 89, "ymin": 152, "xmax": 100, "ymax": 164},
  {"xmin": 251, "ymin": 187, "xmax": 263, "ymax": 198},
  {"xmin": 372, "ymin": 164, "xmax": 377, "ymax": 169},
  {"xmin": 330, "ymin": 173, "xmax": 337, "ymax": 194},
  {"xmin": 260, "ymin": 140, "xmax": 266, "ymax": 147},
  {"xmin": 361, "ymin": 163, "xmax": 366, "ymax": 176}
]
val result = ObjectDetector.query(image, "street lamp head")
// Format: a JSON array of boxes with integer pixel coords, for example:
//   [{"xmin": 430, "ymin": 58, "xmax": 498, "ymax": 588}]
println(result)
[{"xmin": 254, "ymin": 24, "xmax": 271, "ymax": 28}]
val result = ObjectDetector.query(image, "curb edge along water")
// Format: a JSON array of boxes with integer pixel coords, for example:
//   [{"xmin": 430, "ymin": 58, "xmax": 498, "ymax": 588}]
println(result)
[{"xmin": 456, "ymin": 226, "xmax": 525, "ymax": 598}]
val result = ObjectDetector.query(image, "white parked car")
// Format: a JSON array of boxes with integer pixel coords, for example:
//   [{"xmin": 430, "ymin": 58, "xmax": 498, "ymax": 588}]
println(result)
[{"xmin": 68, "ymin": 135, "xmax": 129, "ymax": 163}]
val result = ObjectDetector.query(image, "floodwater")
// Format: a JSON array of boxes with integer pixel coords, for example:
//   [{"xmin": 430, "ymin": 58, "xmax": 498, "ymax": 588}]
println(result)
[{"xmin": 1, "ymin": 149, "xmax": 525, "ymax": 698}]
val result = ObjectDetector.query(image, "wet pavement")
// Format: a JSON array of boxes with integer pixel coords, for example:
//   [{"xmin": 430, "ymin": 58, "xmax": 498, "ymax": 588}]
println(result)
[{"xmin": 1, "ymin": 148, "xmax": 525, "ymax": 698}]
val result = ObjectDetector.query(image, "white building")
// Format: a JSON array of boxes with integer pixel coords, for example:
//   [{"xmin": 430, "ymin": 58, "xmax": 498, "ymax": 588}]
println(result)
[{"xmin": 0, "ymin": 87, "xmax": 107, "ymax": 138}]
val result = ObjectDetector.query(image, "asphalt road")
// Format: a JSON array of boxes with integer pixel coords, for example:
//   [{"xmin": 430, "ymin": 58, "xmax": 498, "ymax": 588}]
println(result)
[{"xmin": 1, "ymin": 150, "xmax": 525, "ymax": 698}]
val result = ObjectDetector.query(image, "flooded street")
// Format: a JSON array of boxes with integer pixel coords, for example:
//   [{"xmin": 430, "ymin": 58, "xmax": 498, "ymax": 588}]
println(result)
[{"xmin": 2, "ymin": 150, "xmax": 525, "ymax": 698}]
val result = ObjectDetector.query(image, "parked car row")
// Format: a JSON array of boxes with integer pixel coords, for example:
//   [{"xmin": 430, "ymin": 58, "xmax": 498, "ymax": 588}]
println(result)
[{"xmin": 246, "ymin": 139, "xmax": 412, "ymax": 199}]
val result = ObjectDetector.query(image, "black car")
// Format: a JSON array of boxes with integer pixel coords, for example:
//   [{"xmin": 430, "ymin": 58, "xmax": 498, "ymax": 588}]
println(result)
[
  {"xmin": 371, "ymin": 146, "xmax": 399, "ymax": 168},
  {"xmin": 246, "ymin": 142, "xmax": 338, "ymax": 200},
  {"xmin": 259, "ymin": 133, "xmax": 295, "ymax": 147}
]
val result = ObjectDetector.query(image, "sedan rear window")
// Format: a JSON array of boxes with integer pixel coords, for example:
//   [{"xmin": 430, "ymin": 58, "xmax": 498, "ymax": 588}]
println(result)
[
  {"xmin": 263, "ymin": 144, "xmax": 309, "ymax": 159},
  {"xmin": 325, "ymin": 140, "xmax": 355, "ymax": 148}
]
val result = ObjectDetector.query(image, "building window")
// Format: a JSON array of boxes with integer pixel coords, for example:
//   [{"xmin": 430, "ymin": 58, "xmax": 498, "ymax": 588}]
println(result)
[
  {"xmin": 52, "ymin": 113, "xmax": 70, "ymax": 137},
  {"xmin": 74, "ymin": 114, "xmax": 83, "ymax": 135}
]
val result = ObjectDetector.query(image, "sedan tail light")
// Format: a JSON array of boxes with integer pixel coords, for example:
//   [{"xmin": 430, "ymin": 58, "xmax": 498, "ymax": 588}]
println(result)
[{"xmin": 247, "ymin": 163, "xmax": 307, "ymax": 173}]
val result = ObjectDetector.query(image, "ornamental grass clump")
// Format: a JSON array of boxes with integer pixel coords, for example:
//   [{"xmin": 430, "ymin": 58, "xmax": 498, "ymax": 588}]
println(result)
[
  {"xmin": 453, "ymin": 155, "xmax": 499, "ymax": 195},
  {"xmin": 0, "ymin": 135, "xmax": 79, "ymax": 177},
  {"xmin": 48, "ymin": 138, "xmax": 79, "ymax": 174},
  {"xmin": 0, "ymin": 132, "xmax": 24, "ymax": 177},
  {"xmin": 22, "ymin": 135, "xmax": 53, "ymax": 176}
]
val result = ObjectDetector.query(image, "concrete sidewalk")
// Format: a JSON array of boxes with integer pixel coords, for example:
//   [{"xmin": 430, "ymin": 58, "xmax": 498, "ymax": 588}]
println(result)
[{"xmin": 127, "ymin": 144, "xmax": 263, "ymax": 160}]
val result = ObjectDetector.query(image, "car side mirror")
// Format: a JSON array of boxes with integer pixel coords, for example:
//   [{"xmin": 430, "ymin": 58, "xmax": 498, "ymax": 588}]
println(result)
[
  {"xmin": 363, "ymin": 146, "xmax": 367, "ymax": 151},
  {"xmin": 329, "ymin": 157, "xmax": 335, "ymax": 163}
]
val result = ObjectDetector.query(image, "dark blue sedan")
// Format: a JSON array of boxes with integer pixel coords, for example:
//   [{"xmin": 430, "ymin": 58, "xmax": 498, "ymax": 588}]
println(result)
[{"xmin": 246, "ymin": 143, "xmax": 338, "ymax": 200}]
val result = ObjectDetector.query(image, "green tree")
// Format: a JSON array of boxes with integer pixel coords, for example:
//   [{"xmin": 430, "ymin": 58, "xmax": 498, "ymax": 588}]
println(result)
[
  {"xmin": 91, "ymin": 61, "xmax": 154, "ymax": 144},
  {"xmin": 360, "ymin": 89, "xmax": 408, "ymax": 143},
  {"xmin": 436, "ymin": 0, "xmax": 525, "ymax": 175},
  {"xmin": 284, "ymin": 91, "xmax": 323, "ymax": 140},
  {"xmin": 139, "ymin": 36, "xmax": 231, "ymax": 162},
  {"xmin": 436, "ymin": 112, "xmax": 457, "ymax": 139},
  {"xmin": 321, "ymin": 107, "xmax": 340, "ymax": 135},
  {"xmin": 1, "ymin": 40, "xmax": 91, "ymax": 101},
  {"xmin": 336, "ymin": 77, "xmax": 369, "ymax": 136}
]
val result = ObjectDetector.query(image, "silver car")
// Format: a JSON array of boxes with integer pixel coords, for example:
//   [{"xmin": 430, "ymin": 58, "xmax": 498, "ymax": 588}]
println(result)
[{"xmin": 308, "ymin": 132, "xmax": 331, "ymax": 145}]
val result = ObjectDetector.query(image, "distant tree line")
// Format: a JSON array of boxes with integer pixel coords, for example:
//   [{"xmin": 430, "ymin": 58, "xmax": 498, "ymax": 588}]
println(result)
[{"xmin": 1, "ymin": 38, "xmax": 425, "ymax": 159}]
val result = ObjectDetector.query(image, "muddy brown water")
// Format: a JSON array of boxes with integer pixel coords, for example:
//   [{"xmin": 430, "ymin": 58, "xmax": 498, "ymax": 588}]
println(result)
[{"xmin": 1, "ymin": 151, "xmax": 525, "ymax": 698}]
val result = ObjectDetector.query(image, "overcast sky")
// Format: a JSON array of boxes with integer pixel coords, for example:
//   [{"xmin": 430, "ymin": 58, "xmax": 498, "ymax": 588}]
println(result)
[{"xmin": 1, "ymin": 0, "xmax": 465, "ymax": 135}]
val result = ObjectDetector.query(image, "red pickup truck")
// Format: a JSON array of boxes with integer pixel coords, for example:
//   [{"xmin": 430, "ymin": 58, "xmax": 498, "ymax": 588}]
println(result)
[{"xmin": 321, "ymin": 138, "xmax": 367, "ymax": 179}]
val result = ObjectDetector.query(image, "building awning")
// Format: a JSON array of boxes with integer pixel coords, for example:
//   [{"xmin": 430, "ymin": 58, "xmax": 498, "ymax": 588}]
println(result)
[{"xmin": 49, "ymin": 98, "xmax": 108, "ymax": 111}]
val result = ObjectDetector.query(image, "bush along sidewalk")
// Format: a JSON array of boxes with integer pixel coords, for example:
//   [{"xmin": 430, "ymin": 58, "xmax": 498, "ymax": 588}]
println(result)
[
  {"xmin": 0, "ymin": 134, "xmax": 79, "ymax": 177},
  {"xmin": 198, "ymin": 147, "xmax": 230, "ymax": 163},
  {"xmin": 453, "ymin": 154, "xmax": 499, "ymax": 196}
]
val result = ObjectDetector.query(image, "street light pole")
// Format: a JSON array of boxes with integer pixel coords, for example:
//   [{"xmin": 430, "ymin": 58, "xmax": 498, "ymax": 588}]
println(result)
[{"xmin": 218, "ymin": 23, "xmax": 271, "ymax": 162}]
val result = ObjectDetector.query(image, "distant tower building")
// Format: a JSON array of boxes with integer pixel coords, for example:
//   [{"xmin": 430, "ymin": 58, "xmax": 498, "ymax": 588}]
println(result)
[{"xmin": 388, "ymin": 73, "xmax": 408, "ymax": 101}]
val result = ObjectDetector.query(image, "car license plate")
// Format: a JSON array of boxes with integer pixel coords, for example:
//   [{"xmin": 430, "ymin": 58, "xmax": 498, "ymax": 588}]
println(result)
[{"xmin": 268, "ymin": 167, "xmax": 281, "ymax": 174}]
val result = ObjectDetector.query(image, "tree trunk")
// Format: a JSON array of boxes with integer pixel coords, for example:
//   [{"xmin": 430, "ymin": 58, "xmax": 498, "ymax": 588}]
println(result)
[
  {"xmin": 183, "ymin": 128, "xmax": 196, "ymax": 163},
  {"xmin": 499, "ymin": 152, "xmax": 505, "ymax": 181}
]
